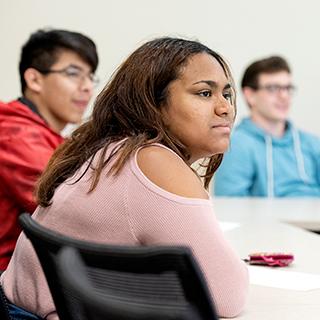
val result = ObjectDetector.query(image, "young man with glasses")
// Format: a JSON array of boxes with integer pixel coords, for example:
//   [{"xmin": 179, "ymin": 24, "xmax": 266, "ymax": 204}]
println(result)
[
  {"xmin": 0, "ymin": 29, "xmax": 99, "ymax": 270},
  {"xmin": 213, "ymin": 56, "xmax": 320, "ymax": 197}
]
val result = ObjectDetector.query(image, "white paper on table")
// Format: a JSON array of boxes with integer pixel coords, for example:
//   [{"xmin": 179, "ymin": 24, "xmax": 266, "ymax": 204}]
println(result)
[
  {"xmin": 218, "ymin": 221, "xmax": 241, "ymax": 232},
  {"xmin": 249, "ymin": 265, "xmax": 320, "ymax": 291}
]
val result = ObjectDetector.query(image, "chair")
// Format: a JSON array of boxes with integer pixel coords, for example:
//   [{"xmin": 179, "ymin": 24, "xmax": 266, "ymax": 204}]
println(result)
[
  {"xmin": 0, "ymin": 282, "xmax": 12, "ymax": 320},
  {"xmin": 58, "ymin": 245, "xmax": 219, "ymax": 320},
  {"xmin": 19, "ymin": 213, "xmax": 218, "ymax": 320}
]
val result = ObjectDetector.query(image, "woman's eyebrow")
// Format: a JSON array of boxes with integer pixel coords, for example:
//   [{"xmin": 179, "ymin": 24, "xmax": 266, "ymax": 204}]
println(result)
[
  {"xmin": 192, "ymin": 80, "xmax": 218, "ymax": 88},
  {"xmin": 192, "ymin": 80, "xmax": 232, "ymax": 90},
  {"xmin": 224, "ymin": 83, "xmax": 232, "ymax": 90}
]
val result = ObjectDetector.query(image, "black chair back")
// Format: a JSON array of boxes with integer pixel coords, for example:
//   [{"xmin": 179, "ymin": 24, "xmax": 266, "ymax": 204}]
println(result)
[{"xmin": 19, "ymin": 213, "xmax": 218, "ymax": 320}]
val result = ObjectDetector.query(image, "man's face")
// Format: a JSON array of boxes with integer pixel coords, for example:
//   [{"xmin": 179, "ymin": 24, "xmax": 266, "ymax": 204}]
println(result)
[
  {"xmin": 246, "ymin": 71, "xmax": 293, "ymax": 124},
  {"xmin": 37, "ymin": 50, "xmax": 95, "ymax": 131}
]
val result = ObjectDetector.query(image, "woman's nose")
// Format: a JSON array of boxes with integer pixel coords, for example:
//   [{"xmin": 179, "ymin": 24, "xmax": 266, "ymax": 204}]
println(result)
[{"xmin": 215, "ymin": 98, "xmax": 234, "ymax": 117}]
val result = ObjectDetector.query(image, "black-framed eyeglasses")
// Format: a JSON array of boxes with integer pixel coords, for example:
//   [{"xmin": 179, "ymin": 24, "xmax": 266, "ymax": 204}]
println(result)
[
  {"xmin": 254, "ymin": 84, "xmax": 296, "ymax": 95},
  {"xmin": 37, "ymin": 65, "xmax": 100, "ymax": 87}
]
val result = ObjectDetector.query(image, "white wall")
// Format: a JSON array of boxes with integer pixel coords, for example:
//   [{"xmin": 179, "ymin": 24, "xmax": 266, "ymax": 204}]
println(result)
[{"xmin": 1, "ymin": 0, "xmax": 320, "ymax": 135}]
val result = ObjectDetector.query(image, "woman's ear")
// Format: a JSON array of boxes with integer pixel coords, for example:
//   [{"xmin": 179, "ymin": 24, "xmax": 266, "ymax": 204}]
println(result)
[{"xmin": 24, "ymin": 68, "xmax": 44, "ymax": 93}]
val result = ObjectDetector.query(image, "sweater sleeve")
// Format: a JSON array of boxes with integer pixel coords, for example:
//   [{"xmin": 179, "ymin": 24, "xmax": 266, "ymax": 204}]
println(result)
[
  {"xmin": 127, "ymin": 159, "xmax": 249, "ymax": 318},
  {"xmin": 213, "ymin": 132, "xmax": 255, "ymax": 196}
]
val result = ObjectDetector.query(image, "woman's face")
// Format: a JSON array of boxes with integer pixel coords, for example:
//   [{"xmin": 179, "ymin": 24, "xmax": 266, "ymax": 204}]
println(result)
[{"xmin": 162, "ymin": 53, "xmax": 235, "ymax": 163}]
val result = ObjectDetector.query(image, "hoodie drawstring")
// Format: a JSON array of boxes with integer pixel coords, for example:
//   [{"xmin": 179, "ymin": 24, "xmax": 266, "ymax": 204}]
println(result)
[
  {"xmin": 265, "ymin": 128, "xmax": 310, "ymax": 197},
  {"xmin": 265, "ymin": 135, "xmax": 274, "ymax": 198},
  {"xmin": 292, "ymin": 127, "xmax": 310, "ymax": 183}
]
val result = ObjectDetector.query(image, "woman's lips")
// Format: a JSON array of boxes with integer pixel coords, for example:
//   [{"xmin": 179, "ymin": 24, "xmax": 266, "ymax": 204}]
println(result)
[{"xmin": 212, "ymin": 123, "xmax": 231, "ymax": 132}]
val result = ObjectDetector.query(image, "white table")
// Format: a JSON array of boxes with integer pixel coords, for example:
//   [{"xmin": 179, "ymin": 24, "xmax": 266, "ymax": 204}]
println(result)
[
  {"xmin": 213, "ymin": 197, "xmax": 320, "ymax": 231},
  {"xmin": 220, "ymin": 220, "xmax": 320, "ymax": 319}
]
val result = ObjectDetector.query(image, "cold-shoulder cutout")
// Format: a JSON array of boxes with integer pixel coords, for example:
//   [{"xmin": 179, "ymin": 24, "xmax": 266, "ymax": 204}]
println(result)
[{"xmin": 136, "ymin": 145, "xmax": 209, "ymax": 200}]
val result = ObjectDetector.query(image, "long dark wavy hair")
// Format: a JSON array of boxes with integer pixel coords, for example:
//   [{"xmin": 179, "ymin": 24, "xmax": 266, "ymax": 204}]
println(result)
[{"xmin": 37, "ymin": 37, "xmax": 236, "ymax": 207}]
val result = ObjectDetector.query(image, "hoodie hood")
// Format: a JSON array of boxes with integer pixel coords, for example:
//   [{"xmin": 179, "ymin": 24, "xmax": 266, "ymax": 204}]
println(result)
[
  {"xmin": 0, "ymin": 99, "xmax": 62, "ymax": 142},
  {"xmin": 237, "ymin": 117, "xmax": 294, "ymax": 146},
  {"xmin": 237, "ymin": 117, "xmax": 310, "ymax": 197},
  {"xmin": 0, "ymin": 99, "xmax": 43, "ymax": 123},
  {"xmin": 0, "ymin": 99, "xmax": 56, "ymax": 133}
]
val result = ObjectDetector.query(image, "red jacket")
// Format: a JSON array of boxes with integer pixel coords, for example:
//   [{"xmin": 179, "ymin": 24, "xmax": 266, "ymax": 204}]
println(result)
[{"xmin": 0, "ymin": 99, "xmax": 63, "ymax": 270}]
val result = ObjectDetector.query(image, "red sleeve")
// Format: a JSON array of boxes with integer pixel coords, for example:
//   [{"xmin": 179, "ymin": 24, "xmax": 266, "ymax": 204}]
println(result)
[{"xmin": 0, "ymin": 132, "xmax": 58, "ymax": 213}]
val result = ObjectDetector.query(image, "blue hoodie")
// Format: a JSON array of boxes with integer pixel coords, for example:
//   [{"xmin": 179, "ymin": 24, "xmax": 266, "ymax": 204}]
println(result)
[{"xmin": 213, "ymin": 117, "xmax": 320, "ymax": 197}]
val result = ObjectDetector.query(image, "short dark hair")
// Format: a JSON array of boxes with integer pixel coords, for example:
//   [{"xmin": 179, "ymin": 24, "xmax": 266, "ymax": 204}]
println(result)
[
  {"xmin": 19, "ymin": 29, "xmax": 98, "ymax": 93},
  {"xmin": 241, "ymin": 56, "xmax": 290, "ymax": 89}
]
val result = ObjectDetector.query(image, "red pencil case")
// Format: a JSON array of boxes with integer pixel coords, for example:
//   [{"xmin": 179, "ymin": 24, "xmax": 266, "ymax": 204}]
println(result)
[{"xmin": 245, "ymin": 252, "xmax": 294, "ymax": 267}]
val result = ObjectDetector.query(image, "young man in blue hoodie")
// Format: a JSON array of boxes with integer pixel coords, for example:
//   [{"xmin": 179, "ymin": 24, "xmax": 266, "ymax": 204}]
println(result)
[{"xmin": 213, "ymin": 56, "xmax": 320, "ymax": 197}]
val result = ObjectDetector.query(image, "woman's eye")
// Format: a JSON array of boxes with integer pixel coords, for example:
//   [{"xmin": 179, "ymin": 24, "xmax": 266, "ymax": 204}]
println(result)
[
  {"xmin": 223, "ymin": 92, "xmax": 232, "ymax": 102},
  {"xmin": 198, "ymin": 90, "xmax": 211, "ymax": 97}
]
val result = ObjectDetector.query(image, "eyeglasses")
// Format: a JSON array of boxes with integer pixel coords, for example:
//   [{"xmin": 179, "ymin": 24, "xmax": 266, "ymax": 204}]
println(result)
[
  {"xmin": 254, "ymin": 84, "xmax": 296, "ymax": 95},
  {"xmin": 38, "ymin": 66, "xmax": 100, "ymax": 87}
]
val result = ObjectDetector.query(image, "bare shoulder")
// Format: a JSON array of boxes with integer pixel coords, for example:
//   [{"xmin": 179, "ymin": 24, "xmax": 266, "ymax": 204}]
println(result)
[{"xmin": 137, "ymin": 145, "xmax": 209, "ymax": 199}]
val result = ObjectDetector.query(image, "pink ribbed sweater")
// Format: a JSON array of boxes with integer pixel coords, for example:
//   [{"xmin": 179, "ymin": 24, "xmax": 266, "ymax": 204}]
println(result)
[{"xmin": 1, "ymin": 142, "xmax": 248, "ymax": 319}]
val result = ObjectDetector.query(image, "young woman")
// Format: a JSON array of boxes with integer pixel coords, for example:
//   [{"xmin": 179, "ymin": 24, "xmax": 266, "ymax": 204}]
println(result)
[{"xmin": 1, "ymin": 37, "xmax": 248, "ymax": 319}]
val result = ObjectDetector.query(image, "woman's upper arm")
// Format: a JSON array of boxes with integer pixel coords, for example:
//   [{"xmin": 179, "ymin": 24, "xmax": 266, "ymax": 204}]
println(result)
[
  {"xmin": 132, "ymin": 145, "xmax": 248, "ymax": 317},
  {"xmin": 137, "ymin": 145, "xmax": 208, "ymax": 199}
]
